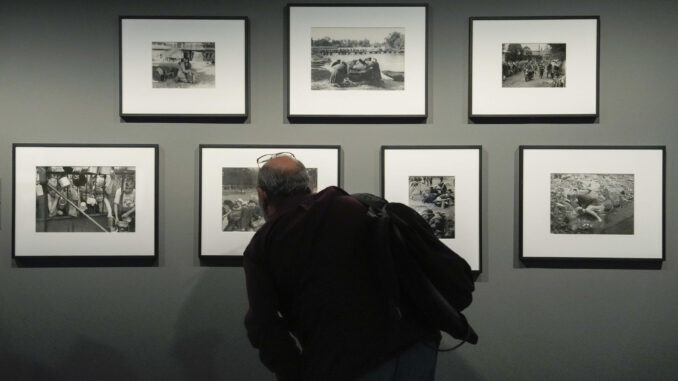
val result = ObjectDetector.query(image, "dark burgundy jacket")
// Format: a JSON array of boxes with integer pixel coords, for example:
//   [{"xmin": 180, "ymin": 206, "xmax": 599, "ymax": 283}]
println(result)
[{"xmin": 244, "ymin": 187, "xmax": 434, "ymax": 381}]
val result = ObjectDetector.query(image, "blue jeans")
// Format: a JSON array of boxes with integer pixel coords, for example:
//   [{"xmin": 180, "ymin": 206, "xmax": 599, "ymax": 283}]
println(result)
[{"xmin": 355, "ymin": 341, "xmax": 437, "ymax": 381}]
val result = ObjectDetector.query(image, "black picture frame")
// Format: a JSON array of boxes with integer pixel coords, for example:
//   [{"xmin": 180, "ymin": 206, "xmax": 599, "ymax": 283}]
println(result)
[
  {"xmin": 286, "ymin": 3, "xmax": 428, "ymax": 123},
  {"xmin": 519, "ymin": 145, "xmax": 665, "ymax": 263},
  {"xmin": 199, "ymin": 144, "xmax": 342, "ymax": 262},
  {"xmin": 469, "ymin": 16, "xmax": 600, "ymax": 123},
  {"xmin": 119, "ymin": 16, "xmax": 249, "ymax": 123},
  {"xmin": 381, "ymin": 145, "xmax": 483, "ymax": 273},
  {"xmin": 12, "ymin": 143, "xmax": 159, "ymax": 263}
]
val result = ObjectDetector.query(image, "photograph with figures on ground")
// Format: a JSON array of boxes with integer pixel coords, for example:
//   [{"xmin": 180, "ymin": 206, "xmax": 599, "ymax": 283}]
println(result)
[
  {"xmin": 311, "ymin": 27, "xmax": 405, "ymax": 90},
  {"xmin": 152, "ymin": 41, "xmax": 215, "ymax": 88},
  {"xmin": 408, "ymin": 176, "xmax": 455, "ymax": 239},
  {"xmin": 550, "ymin": 173, "xmax": 634, "ymax": 234},
  {"xmin": 222, "ymin": 167, "xmax": 318, "ymax": 232}
]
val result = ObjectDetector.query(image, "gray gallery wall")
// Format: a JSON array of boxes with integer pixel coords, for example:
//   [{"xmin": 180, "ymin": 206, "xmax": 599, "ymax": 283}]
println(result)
[{"xmin": 1, "ymin": 0, "xmax": 677, "ymax": 380}]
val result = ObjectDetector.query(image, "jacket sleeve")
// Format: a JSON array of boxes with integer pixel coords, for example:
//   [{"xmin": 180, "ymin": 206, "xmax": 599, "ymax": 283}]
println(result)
[{"xmin": 243, "ymin": 237, "xmax": 301, "ymax": 381}]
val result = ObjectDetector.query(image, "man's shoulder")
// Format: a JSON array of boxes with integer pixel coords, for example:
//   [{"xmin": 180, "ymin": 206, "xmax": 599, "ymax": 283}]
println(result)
[
  {"xmin": 244, "ymin": 187, "xmax": 360, "ymax": 259},
  {"xmin": 281, "ymin": 186, "xmax": 353, "ymax": 214},
  {"xmin": 309, "ymin": 187, "xmax": 366, "ymax": 214},
  {"xmin": 312, "ymin": 186, "xmax": 349, "ymax": 201}
]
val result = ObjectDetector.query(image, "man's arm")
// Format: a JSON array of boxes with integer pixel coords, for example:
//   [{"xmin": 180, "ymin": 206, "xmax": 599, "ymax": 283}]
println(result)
[
  {"xmin": 113, "ymin": 188, "xmax": 121, "ymax": 221},
  {"xmin": 243, "ymin": 239, "xmax": 301, "ymax": 381},
  {"xmin": 122, "ymin": 207, "xmax": 135, "ymax": 218}
]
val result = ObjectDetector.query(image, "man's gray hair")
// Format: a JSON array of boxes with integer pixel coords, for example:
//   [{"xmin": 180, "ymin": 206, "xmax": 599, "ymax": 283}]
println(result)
[{"xmin": 257, "ymin": 160, "xmax": 311, "ymax": 206}]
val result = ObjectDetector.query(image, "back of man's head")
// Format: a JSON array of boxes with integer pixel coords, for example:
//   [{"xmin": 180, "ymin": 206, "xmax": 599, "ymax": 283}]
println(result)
[{"xmin": 258, "ymin": 156, "xmax": 311, "ymax": 207}]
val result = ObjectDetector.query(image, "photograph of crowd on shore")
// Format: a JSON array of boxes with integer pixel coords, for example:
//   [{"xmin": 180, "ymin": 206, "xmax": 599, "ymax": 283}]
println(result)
[
  {"xmin": 550, "ymin": 173, "xmax": 634, "ymax": 235},
  {"xmin": 35, "ymin": 166, "xmax": 136, "ymax": 233},
  {"xmin": 152, "ymin": 41, "xmax": 215, "ymax": 88},
  {"xmin": 408, "ymin": 176, "xmax": 455, "ymax": 239},
  {"xmin": 502, "ymin": 43, "xmax": 566, "ymax": 87},
  {"xmin": 222, "ymin": 167, "xmax": 318, "ymax": 232},
  {"xmin": 311, "ymin": 27, "xmax": 405, "ymax": 90}
]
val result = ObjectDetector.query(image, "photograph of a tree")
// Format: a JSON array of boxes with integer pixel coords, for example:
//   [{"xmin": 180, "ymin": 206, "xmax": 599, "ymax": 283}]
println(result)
[
  {"xmin": 384, "ymin": 31, "xmax": 404, "ymax": 50},
  {"xmin": 311, "ymin": 30, "xmax": 404, "ymax": 50}
]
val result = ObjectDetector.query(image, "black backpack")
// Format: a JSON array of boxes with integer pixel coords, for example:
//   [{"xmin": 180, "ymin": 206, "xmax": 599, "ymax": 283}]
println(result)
[{"xmin": 353, "ymin": 193, "xmax": 479, "ymax": 347}]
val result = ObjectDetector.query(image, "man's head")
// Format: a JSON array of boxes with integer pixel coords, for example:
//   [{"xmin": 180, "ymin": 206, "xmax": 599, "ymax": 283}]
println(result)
[
  {"xmin": 566, "ymin": 188, "xmax": 579, "ymax": 203},
  {"xmin": 47, "ymin": 178, "xmax": 58, "ymax": 197},
  {"xmin": 257, "ymin": 155, "xmax": 311, "ymax": 218},
  {"xmin": 223, "ymin": 199, "xmax": 234, "ymax": 213},
  {"xmin": 123, "ymin": 177, "xmax": 135, "ymax": 193}
]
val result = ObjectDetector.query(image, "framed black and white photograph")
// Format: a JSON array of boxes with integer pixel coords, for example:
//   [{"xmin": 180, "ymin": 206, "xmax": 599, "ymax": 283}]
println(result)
[
  {"xmin": 13, "ymin": 144, "xmax": 158, "ymax": 258},
  {"xmin": 120, "ymin": 16, "xmax": 248, "ymax": 121},
  {"xmin": 382, "ymin": 146, "xmax": 482, "ymax": 272},
  {"xmin": 200, "ymin": 145, "xmax": 340, "ymax": 257},
  {"xmin": 520, "ymin": 146, "xmax": 665, "ymax": 261},
  {"xmin": 469, "ymin": 17, "xmax": 599, "ymax": 121},
  {"xmin": 287, "ymin": 4, "xmax": 427, "ymax": 120}
]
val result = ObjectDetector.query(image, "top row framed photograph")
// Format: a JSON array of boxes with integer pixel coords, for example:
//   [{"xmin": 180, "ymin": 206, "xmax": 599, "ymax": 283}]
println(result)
[
  {"xmin": 469, "ymin": 16, "xmax": 600, "ymax": 122},
  {"xmin": 120, "ymin": 16, "xmax": 248, "ymax": 122},
  {"xmin": 287, "ymin": 4, "xmax": 428, "ymax": 122}
]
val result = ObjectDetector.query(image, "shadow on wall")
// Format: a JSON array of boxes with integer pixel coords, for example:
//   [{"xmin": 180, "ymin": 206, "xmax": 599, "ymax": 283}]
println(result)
[
  {"xmin": 171, "ymin": 268, "xmax": 270, "ymax": 381},
  {"xmin": 0, "ymin": 315, "xmax": 54, "ymax": 379},
  {"xmin": 436, "ymin": 347, "xmax": 484, "ymax": 381},
  {"xmin": 0, "ymin": 337, "xmax": 139, "ymax": 381},
  {"xmin": 56, "ymin": 338, "xmax": 140, "ymax": 380},
  {"xmin": 0, "ymin": 352, "xmax": 56, "ymax": 381}
]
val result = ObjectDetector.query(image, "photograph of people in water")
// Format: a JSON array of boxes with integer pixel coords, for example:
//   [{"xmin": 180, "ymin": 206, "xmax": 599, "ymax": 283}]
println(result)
[
  {"xmin": 550, "ymin": 173, "xmax": 634, "ymax": 235},
  {"xmin": 311, "ymin": 27, "xmax": 405, "ymax": 90}
]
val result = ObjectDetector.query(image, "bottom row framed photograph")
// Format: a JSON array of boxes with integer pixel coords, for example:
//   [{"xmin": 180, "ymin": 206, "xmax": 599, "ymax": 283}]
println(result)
[
  {"xmin": 520, "ymin": 146, "xmax": 665, "ymax": 261},
  {"xmin": 199, "ymin": 145, "xmax": 341, "ymax": 257},
  {"xmin": 382, "ymin": 146, "xmax": 482, "ymax": 272},
  {"xmin": 13, "ymin": 144, "xmax": 159, "ymax": 259}
]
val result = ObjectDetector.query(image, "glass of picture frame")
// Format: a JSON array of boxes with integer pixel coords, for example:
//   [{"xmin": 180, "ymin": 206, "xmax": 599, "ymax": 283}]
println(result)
[
  {"xmin": 520, "ymin": 146, "xmax": 665, "ymax": 261},
  {"xmin": 120, "ymin": 16, "xmax": 248, "ymax": 121},
  {"xmin": 469, "ymin": 16, "xmax": 600, "ymax": 122},
  {"xmin": 382, "ymin": 146, "xmax": 482, "ymax": 272},
  {"xmin": 287, "ymin": 4, "xmax": 428, "ymax": 121},
  {"xmin": 199, "ymin": 144, "xmax": 341, "ymax": 258},
  {"xmin": 13, "ymin": 144, "xmax": 159, "ymax": 258}
]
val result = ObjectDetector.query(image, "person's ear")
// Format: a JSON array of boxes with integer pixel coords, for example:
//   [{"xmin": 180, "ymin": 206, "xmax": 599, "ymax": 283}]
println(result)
[
  {"xmin": 257, "ymin": 187, "xmax": 273, "ymax": 219},
  {"xmin": 257, "ymin": 187, "xmax": 268, "ymax": 208}
]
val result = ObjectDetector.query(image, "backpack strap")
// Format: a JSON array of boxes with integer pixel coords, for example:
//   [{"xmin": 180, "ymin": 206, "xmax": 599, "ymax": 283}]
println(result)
[
  {"xmin": 351, "ymin": 193, "xmax": 478, "ymax": 347},
  {"xmin": 351, "ymin": 193, "xmax": 402, "ymax": 325},
  {"xmin": 352, "ymin": 193, "xmax": 387, "ymax": 214}
]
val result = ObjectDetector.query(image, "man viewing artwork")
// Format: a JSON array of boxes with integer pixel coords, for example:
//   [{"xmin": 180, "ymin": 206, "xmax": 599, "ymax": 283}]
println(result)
[
  {"xmin": 221, "ymin": 166, "xmax": 317, "ymax": 232},
  {"xmin": 243, "ymin": 153, "xmax": 441, "ymax": 381}
]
